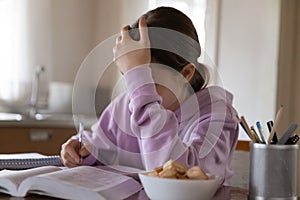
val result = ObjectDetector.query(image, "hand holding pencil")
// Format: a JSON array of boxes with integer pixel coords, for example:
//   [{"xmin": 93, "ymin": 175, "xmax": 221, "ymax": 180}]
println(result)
[{"xmin": 60, "ymin": 122, "xmax": 91, "ymax": 167}]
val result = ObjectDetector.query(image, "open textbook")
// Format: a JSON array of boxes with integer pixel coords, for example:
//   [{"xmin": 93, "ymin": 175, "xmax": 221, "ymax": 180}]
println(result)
[{"xmin": 0, "ymin": 165, "xmax": 144, "ymax": 200}]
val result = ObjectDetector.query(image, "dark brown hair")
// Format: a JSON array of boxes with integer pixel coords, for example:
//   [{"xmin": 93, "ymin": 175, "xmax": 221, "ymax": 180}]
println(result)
[{"xmin": 129, "ymin": 6, "xmax": 209, "ymax": 92}]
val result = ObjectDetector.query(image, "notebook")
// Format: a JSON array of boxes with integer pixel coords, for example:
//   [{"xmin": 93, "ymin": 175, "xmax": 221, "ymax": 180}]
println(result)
[{"xmin": 0, "ymin": 153, "xmax": 63, "ymax": 170}]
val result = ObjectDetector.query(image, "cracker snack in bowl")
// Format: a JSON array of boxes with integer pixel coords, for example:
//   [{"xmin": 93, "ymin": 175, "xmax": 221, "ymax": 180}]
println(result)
[
  {"xmin": 148, "ymin": 159, "xmax": 209, "ymax": 180},
  {"xmin": 139, "ymin": 160, "xmax": 221, "ymax": 200}
]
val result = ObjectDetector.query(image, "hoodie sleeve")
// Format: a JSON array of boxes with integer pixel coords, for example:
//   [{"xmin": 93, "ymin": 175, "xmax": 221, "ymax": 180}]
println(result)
[
  {"xmin": 124, "ymin": 66, "xmax": 239, "ymax": 185},
  {"xmin": 70, "ymin": 109, "xmax": 120, "ymax": 167},
  {"xmin": 176, "ymin": 108, "xmax": 239, "ymax": 185},
  {"xmin": 123, "ymin": 66, "xmax": 188, "ymax": 170}
]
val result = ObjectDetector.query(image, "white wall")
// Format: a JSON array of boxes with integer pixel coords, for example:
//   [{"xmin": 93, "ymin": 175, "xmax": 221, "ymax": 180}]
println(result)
[
  {"xmin": 49, "ymin": 0, "xmax": 148, "ymax": 84},
  {"xmin": 24, "ymin": 0, "xmax": 149, "ymax": 113},
  {"xmin": 50, "ymin": 0, "xmax": 121, "ymax": 83},
  {"xmin": 210, "ymin": 0, "xmax": 281, "ymax": 140}
]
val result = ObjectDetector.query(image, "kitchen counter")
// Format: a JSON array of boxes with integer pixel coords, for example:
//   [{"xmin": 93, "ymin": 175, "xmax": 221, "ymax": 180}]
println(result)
[
  {"xmin": 0, "ymin": 119, "xmax": 75, "ymax": 128},
  {"xmin": 0, "ymin": 113, "xmax": 98, "ymax": 128}
]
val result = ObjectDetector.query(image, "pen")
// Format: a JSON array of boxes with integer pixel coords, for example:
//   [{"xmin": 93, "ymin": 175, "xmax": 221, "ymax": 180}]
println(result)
[
  {"xmin": 285, "ymin": 135, "xmax": 299, "ymax": 144},
  {"xmin": 277, "ymin": 123, "xmax": 298, "ymax": 144},
  {"xmin": 267, "ymin": 105, "xmax": 283, "ymax": 144},
  {"xmin": 267, "ymin": 121, "xmax": 278, "ymax": 144},
  {"xmin": 255, "ymin": 122, "xmax": 266, "ymax": 144},
  {"xmin": 239, "ymin": 120, "xmax": 252, "ymax": 140}
]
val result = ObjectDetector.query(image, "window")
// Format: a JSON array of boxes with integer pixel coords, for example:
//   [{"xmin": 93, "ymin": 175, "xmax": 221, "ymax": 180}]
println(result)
[
  {"xmin": 0, "ymin": 0, "xmax": 30, "ymax": 103},
  {"xmin": 0, "ymin": 0, "xmax": 51, "ymax": 108}
]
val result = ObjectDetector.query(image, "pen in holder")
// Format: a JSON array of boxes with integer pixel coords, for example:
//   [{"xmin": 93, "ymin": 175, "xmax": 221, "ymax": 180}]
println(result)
[{"xmin": 249, "ymin": 143, "xmax": 298, "ymax": 200}]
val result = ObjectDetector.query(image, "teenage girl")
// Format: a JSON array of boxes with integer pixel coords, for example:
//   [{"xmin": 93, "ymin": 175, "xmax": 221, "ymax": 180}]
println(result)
[{"xmin": 60, "ymin": 6, "xmax": 239, "ymax": 186}]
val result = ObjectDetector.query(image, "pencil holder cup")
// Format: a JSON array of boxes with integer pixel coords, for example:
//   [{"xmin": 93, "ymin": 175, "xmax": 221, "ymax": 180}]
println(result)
[{"xmin": 248, "ymin": 143, "xmax": 298, "ymax": 200}]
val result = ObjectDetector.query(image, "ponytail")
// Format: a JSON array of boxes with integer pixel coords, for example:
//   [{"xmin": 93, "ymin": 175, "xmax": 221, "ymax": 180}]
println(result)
[{"xmin": 189, "ymin": 62, "xmax": 209, "ymax": 92}]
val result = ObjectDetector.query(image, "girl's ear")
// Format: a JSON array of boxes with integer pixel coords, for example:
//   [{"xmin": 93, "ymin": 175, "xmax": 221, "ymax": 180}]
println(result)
[{"xmin": 180, "ymin": 63, "xmax": 196, "ymax": 82}]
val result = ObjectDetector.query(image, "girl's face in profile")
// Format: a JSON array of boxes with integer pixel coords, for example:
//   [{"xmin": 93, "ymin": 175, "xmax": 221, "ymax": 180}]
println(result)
[{"xmin": 151, "ymin": 63, "xmax": 189, "ymax": 111}]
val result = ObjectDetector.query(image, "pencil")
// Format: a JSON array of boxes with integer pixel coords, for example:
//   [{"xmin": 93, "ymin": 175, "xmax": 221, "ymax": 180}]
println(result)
[
  {"xmin": 267, "ymin": 105, "xmax": 284, "ymax": 144},
  {"xmin": 251, "ymin": 126, "xmax": 262, "ymax": 143},
  {"xmin": 239, "ymin": 116, "xmax": 256, "ymax": 142},
  {"xmin": 79, "ymin": 122, "xmax": 84, "ymax": 162}
]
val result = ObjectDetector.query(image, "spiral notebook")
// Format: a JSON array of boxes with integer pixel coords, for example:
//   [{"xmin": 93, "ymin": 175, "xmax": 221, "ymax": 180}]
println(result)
[{"xmin": 0, "ymin": 153, "xmax": 64, "ymax": 170}]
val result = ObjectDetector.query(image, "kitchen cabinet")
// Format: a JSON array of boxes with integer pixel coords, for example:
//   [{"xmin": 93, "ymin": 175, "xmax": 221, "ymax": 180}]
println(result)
[
  {"xmin": 0, "ymin": 126, "xmax": 250, "ymax": 155},
  {"xmin": 0, "ymin": 127, "xmax": 76, "ymax": 155},
  {"xmin": 235, "ymin": 140, "xmax": 250, "ymax": 151}
]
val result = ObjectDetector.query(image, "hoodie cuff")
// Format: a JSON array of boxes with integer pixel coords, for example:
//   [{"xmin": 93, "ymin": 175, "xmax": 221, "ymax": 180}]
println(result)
[{"xmin": 123, "ymin": 65, "xmax": 154, "ymax": 96}]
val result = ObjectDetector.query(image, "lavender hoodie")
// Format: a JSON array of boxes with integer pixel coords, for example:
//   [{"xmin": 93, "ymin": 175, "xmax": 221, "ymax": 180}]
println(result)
[{"xmin": 74, "ymin": 66, "xmax": 239, "ymax": 186}]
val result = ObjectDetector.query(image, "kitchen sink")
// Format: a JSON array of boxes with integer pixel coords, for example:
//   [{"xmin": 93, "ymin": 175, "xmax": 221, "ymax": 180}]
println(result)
[
  {"xmin": 0, "ymin": 111, "xmax": 75, "ymax": 128},
  {"xmin": 0, "ymin": 112, "xmax": 73, "ymax": 122},
  {"xmin": 0, "ymin": 111, "xmax": 97, "ymax": 128},
  {"xmin": 0, "ymin": 112, "xmax": 24, "ymax": 121}
]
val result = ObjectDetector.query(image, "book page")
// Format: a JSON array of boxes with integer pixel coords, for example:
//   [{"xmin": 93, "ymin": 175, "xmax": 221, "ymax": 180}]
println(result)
[
  {"xmin": 96, "ymin": 165, "xmax": 145, "ymax": 180},
  {"xmin": 16, "ymin": 166, "xmax": 143, "ymax": 200},
  {"xmin": 0, "ymin": 166, "xmax": 61, "ymax": 187},
  {"xmin": 36, "ymin": 166, "xmax": 135, "ymax": 191}
]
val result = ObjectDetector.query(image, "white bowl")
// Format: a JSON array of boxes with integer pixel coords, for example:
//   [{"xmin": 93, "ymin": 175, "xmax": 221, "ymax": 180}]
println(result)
[{"xmin": 139, "ymin": 173, "xmax": 222, "ymax": 200}]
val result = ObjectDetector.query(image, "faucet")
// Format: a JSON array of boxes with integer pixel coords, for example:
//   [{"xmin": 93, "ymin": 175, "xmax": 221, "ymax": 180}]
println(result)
[{"xmin": 29, "ymin": 65, "xmax": 45, "ymax": 118}]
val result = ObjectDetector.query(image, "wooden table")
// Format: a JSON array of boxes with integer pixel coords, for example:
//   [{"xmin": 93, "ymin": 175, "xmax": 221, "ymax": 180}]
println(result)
[
  {"xmin": 0, "ymin": 186, "xmax": 248, "ymax": 200},
  {"xmin": 1, "ymin": 187, "xmax": 299, "ymax": 200},
  {"xmin": 129, "ymin": 186, "xmax": 249, "ymax": 200}
]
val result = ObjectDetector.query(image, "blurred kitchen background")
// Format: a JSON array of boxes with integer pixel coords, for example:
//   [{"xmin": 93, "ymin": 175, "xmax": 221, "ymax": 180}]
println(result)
[
  {"xmin": 0, "ymin": 0, "xmax": 299, "ymax": 148},
  {"xmin": 0, "ymin": 0, "xmax": 300, "ymax": 191}
]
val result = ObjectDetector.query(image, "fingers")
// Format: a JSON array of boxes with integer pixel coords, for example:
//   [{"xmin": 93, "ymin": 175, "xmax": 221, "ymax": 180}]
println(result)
[
  {"xmin": 60, "ymin": 139, "xmax": 92, "ymax": 168},
  {"xmin": 115, "ymin": 18, "xmax": 148, "ymax": 47},
  {"xmin": 60, "ymin": 152, "xmax": 80, "ymax": 168},
  {"xmin": 116, "ymin": 35, "xmax": 121, "ymax": 45},
  {"xmin": 60, "ymin": 139, "xmax": 82, "ymax": 168},
  {"xmin": 79, "ymin": 144, "xmax": 91, "ymax": 157},
  {"xmin": 116, "ymin": 19, "xmax": 148, "ymax": 44},
  {"xmin": 138, "ymin": 16, "xmax": 149, "ymax": 41},
  {"xmin": 121, "ymin": 25, "xmax": 130, "ymax": 41},
  {"xmin": 114, "ymin": 25, "xmax": 130, "ymax": 61},
  {"xmin": 115, "ymin": 25, "xmax": 130, "ymax": 47},
  {"xmin": 113, "ymin": 17, "xmax": 150, "ymax": 74}
]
